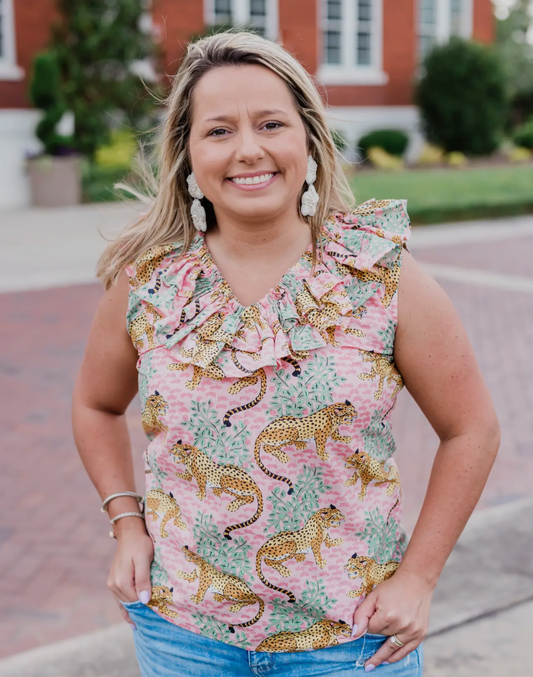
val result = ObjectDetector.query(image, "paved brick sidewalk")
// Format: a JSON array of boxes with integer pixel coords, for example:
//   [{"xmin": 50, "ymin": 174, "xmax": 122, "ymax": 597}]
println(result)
[{"xmin": 0, "ymin": 214, "xmax": 532, "ymax": 659}]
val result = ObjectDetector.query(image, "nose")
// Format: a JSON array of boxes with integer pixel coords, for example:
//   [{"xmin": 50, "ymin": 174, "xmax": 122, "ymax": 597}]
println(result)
[{"xmin": 234, "ymin": 126, "xmax": 265, "ymax": 164}]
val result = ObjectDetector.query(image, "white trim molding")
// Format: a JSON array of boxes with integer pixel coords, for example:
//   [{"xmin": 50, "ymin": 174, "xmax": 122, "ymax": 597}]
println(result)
[
  {"xmin": 204, "ymin": 0, "xmax": 279, "ymax": 40},
  {"xmin": 0, "ymin": 0, "xmax": 23, "ymax": 80},
  {"xmin": 316, "ymin": 0, "xmax": 388, "ymax": 86}
]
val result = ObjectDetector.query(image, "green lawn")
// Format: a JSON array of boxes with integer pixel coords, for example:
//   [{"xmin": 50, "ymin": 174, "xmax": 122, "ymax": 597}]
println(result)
[
  {"xmin": 349, "ymin": 165, "xmax": 533, "ymax": 224},
  {"xmin": 83, "ymin": 162, "xmax": 533, "ymax": 225}
]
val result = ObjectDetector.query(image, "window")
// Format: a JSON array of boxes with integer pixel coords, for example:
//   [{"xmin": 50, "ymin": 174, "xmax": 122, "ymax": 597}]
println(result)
[
  {"xmin": 0, "ymin": 0, "xmax": 23, "ymax": 80},
  {"xmin": 318, "ymin": 0, "xmax": 386, "ymax": 85},
  {"xmin": 418, "ymin": 0, "xmax": 473, "ymax": 60},
  {"xmin": 207, "ymin": 0, "xmax": 278, "ymax": 40}
]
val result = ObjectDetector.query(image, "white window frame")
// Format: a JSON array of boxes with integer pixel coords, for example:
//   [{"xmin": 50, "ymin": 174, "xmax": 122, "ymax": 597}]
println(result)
[
  {"xmin": 316, "ymin": 0, "xmax": 388, "ymax": 86},
  {"xmin": 418, "ymin": 0, "xmax": 473, "ymax": 61},
  {"xmin": 0, "ymin": 0, "xmax": 24, "ymax": 80},
  {"xmin": 204, "ymin": 0, "xmax": 279, "ymax": 41}
]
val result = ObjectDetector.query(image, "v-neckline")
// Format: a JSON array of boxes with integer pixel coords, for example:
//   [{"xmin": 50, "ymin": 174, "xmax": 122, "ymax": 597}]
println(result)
[{"xmin": 195, "ymin": 230, "xmax": 315, "ymax": 310}]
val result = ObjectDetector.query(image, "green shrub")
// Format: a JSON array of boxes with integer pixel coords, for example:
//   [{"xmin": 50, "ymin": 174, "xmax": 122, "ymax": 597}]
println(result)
[
  {"xmin": 416, "ymin": 38, "xmax": 510, "ymax": 156},
  {"xmin": 357, "ymin": 129, "xmax": 409, "ymax": 159},
  {"xmin": 513, "ymin": 117, "xmax": 533, "ymax": 149},
  {"xmin": 29, "ymin": 51, "xmax": 76, "ymax": 156}
]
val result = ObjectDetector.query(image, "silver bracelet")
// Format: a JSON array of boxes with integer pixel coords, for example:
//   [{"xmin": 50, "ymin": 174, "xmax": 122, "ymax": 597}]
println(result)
[
  {"xmin": 108, "ymin": 511, "xmax": 145, "ymax": 539},
  {"xmin": 101, "ymin": 491, "xmax": 145, "ymax": 514}
]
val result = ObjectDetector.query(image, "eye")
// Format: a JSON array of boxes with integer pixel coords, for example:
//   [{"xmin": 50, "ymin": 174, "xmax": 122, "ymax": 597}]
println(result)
[
  {"xmin": 208, "ymin": 128, "xmax": 228, "ymax": 137},
  {"xmin": 263, "ymin": 121, "xmax": 283, "ymax": 131}
]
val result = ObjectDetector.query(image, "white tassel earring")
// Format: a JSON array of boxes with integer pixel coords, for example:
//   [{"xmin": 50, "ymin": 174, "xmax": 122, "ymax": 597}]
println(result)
[
  {"xmin": 300, "ymin": 156, "xmax": 319, "ymax": 217},
  {"xmin": 186, "ymin": 172, "xmax": 207, "ymax": 232}
]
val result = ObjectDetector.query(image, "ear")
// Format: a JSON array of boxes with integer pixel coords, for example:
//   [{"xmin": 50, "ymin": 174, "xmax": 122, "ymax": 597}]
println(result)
[
  {"xmin": 169, "ymin": 587, "xmax": 174, "ymax": 592},
  {"xmin": 345, "ymin": 399, "xmax": 351, "ymax": 405},
  {"xmin": 169, "ymin": 491, "xmax": 174, "ymax": 498},
  {"xmin": 155, "ymin": 390, "xmax": 160, "ymax": 396},
  {"xmin": 338, "ymin": 619, "xmax": 346, "ymax": 624},
  {"xmin": 178, "ymin": 439, "xmax": 182, "ymax": 444},
  {"xmin": 329, "ymin": 504, "xmax": 336, "ymax": 509},
  {"xmin": 351, "ymin": 552, "xmax": 358, "ymax": 559}
]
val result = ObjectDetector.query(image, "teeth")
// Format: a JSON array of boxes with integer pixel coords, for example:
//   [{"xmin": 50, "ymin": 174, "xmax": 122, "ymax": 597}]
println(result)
[{"xmin": 231, "ymin": 173, "xmax": 274, "ymax": 185}]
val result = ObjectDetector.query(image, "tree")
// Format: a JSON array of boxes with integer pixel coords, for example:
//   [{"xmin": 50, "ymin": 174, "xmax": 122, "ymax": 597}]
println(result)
[
  {"xmin": 415, "ymin": 37, "xmax": 510, "ymax": 155},
  {"xmin": 495, "ymin": 0, "xmax": 533, "ymax": 126},
  {"xmin": 51, "ymin": 0, "xmax": 162, "ymax": 159}
]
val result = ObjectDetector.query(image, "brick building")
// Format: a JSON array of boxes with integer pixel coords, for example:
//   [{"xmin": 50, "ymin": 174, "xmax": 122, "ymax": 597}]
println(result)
[{"xmin": 0, "ymin": 0, "xmax": 494, "ymax": 208}]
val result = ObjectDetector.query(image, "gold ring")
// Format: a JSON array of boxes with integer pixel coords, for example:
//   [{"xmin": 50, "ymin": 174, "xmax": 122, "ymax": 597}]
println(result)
[{"xmin": 390, "ymin": 635, "xmax": 405, "ymax": 648}]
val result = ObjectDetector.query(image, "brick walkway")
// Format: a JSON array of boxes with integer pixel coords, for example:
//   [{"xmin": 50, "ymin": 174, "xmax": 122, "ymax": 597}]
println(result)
[{"xmin": 0, "ymin": 214, "xmax": 532, "ymax": 659}]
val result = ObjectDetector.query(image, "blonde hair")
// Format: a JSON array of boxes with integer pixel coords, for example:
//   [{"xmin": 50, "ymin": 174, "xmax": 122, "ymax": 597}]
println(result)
[{"xmin": 96, "ymin": 28, "xmax": 355, "ymax": 289}]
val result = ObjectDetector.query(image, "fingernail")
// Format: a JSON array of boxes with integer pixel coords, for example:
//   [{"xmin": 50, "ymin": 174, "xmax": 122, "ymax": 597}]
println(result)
[
  {"xmin": 365, "ymin": 666, "xmax": 375, "ymax": 673},
  {"xmin": 139, "ymin": 590, "xmax": 150, "ymax": 604},
  {"xmin": 351, "ymin": 624, "xmax": 358, "ymax": 637},
  {"xmin": 129, "ymin": 623, "xmax": 137, "ymax": 631},
  {"xmin": 383, "ymin": 662, "xmax": 390, "ymax": 665}
]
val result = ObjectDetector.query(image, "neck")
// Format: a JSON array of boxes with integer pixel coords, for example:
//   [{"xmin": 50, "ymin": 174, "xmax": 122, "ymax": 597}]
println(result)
[{"xmin": 205, "ymin": 204, "xmax": 311, "ymax": 262}]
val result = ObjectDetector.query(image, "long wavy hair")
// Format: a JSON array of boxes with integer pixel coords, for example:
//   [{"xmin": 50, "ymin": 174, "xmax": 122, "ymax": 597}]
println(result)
[{"xmin": 96, "ymin": 28, "xmax": 355, "ymax": 289}]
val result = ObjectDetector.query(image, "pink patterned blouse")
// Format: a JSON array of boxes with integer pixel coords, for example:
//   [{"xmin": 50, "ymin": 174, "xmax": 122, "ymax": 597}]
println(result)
[{"xmin": 125, "ymin": 198, "xmax": 411, "ymax": 653}]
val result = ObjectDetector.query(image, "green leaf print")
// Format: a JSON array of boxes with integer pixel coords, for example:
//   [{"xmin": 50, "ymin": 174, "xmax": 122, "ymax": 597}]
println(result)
[
  {"xmin": 193, "ymin": 512, "xmax": 253, "ymax": 582},
  {"xmin": 264, "ymin": 465, "xmax": 332, "ymax": 533},
  {"xmin": 270, "ymin": 354, "xmax": 346, "ymax": 419},
  {"xmin": 377, "ymin": 319, "xmax": 396, "ymax": 354},
  {"xmin": 184, "ymin": 399, "xmax": 251, "ymax": 468},
  {"xmin": 268, "ymin": 578, "xmax": 336, "ymax": 633},
  {"xmin": 360, "ymin": 409, "xmax": 396, "ymax": 463},
  {"xmin": 355, "ymin": 507, "xmax": 405, "ymax": 563},
  {"xmin": 138, "ymin": 350, "xmax": 158, "ymax": 411},
  {"xmin": 150, "ymin": 544, "xmax": 169, "ymax": 587},
  {"xmin": 191, "ymin": 610, "xmax": 252, "ymax": 649}
]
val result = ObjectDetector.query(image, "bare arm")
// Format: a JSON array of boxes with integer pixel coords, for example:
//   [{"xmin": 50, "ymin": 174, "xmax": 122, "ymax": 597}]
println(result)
[
  {"xmin": 72, "ymin": 271, "xmax": 153, "ymax": 618},
  {"xmin": 353, "ymin": 251, "xmax": 500, "ymax": 667}
]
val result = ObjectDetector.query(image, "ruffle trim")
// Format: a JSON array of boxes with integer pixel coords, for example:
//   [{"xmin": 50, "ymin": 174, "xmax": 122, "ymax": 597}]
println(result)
[{"xmin": 127, "ymin": 198, "xmax": 411, "ymax": 377}]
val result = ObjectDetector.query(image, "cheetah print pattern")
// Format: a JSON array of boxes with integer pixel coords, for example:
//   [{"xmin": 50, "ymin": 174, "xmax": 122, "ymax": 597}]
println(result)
[
  {"xmin": 255, "ymin": 619, "xmax": 351, "ymax": 652},
  {"xmin": 146, "ymin": 489, "xmax": 187, "ymax": 538},
  {"xmin": 344, "ymin": 554, "xmax": 400, "ymax": 598},
  {"xmin": 344, "ymin": 449, "xmax": 400, "ymax": 501}
]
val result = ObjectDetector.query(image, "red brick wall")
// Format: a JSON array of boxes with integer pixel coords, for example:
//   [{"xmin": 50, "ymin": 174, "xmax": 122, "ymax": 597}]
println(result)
[
  {"xmin": 152, "ymin": 0, "xmax": 204, "ymax": 76},
  {"xmin": 279, "ymin": 0, "xmax": 319, "ymax": 74},
  {"xmin": 472, "ymin": 0, "xmax": 494, "ymax": 43},
  {"xmin": 0, "ymin": 0, "xmax": 58, "ymax": 108}
]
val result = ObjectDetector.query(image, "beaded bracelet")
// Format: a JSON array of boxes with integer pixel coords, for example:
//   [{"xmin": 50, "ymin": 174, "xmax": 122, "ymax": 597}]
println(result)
[{"xmin": 108, "ymin": 511, "xmax": 145, "ymax": 539}]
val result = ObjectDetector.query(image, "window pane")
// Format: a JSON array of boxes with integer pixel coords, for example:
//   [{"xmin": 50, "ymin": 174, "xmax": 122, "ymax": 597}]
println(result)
[
  {"xmin": 324, "ymin": 30, "xmax": 342, "ymax": 64},
  {"xmin": 358, "ymin": 0, "xmax": 372, "ymax": 23},
  {"xmin": 250, "ymin": 0, "xmax": 266, "ymax": 18},
  {"xmin": 357, "ymin": 31, "xmax": 371, "ymax": 65},
  {"xmin": 0, "ymin": 0, "xmax": 4, "ymax": 59},
  {"xmin": 327, "ymin": 0, "xmax": 342, "ymax": 21},
  {"xmin": 214, "ymin": 0, "xmax": 232, "ymax": 23},
  {"xmin": 450, "ymin": 0, "xmax": 463, "ymax": 35}
]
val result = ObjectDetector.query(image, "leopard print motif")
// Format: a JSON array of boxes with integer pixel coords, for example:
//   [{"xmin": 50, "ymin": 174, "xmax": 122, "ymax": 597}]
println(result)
[
  {"xmin": 169, "ymin": 441, "xmax": 263, "ymax": 540},
  {"xmin": 128, "ymin": 302, "xmax": 164, "ymax": 351},
  {"xmin": 147, "ymin": 585, "xmax": 178, "ymax": 618},
  {"xmin": 146, "ymin": 489, "xmax": 187, "ymax": 538},
  {"xmin": 141, "ymin": 391, "xmax": 169, "ymax": 437},
  {"xmin": 128, "ymin": 245, "xmax": 175, "ymax": 290},
  {"xmin": 358, "ymin": 351, "xmax": 403, "ymax": 400},
  {"xmin": 344, "ymin": 554, "xmax": 399, "ymax": 598},
  {"xmin": 166, "ymin": 312, "xmax": 231, "ymax": 390},
  {"xmin": 255, "ymin": 619, "xmax": 351, "ymax": 652},
  {"xmin": 224, "ymin": 368, "xmax": 267, "ymax": 427},
  {"xmin": 295, "ymin": 284, "xmax": 354, "ymax": 346},
  {"xmin": 176, "ymin": 546, "xmax": 265, "ymax": 632},
  {"xmin": 255, "ymin": 506, "xmax": 345, "ymax": 602},
  {"xmin": 254, "ymin": 402, "xmax": 357, "ymax": 494},
  {"xmin": 354, "ymin": 261, "xmax": 401, "ymax": 309},
  {"xmin": 344, "ymin": 450, "xmax": 400, "ymax": 501}
]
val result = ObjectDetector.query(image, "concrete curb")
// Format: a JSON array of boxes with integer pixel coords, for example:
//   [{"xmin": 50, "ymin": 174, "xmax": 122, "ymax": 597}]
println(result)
[{"xmin": 1, "ymin": 499, "xmax": 532, "ymax": 676}]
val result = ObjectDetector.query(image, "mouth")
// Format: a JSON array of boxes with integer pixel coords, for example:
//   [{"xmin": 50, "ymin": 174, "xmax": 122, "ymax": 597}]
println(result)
[{"xmin": 226, "ymin": 172, "xmax": 279, "ymax": 190}]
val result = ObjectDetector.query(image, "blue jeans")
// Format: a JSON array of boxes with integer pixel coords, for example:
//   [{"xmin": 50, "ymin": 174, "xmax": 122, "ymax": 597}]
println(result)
[{"xmin": 122, "ymin": 601, "xmax": 423, "ymax": 677}]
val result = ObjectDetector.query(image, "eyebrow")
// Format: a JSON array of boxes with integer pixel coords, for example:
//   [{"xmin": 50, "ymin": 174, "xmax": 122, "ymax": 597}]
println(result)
[{"xmin": 203, "ymin": 109, "xmax": 289, "ymax": 123}]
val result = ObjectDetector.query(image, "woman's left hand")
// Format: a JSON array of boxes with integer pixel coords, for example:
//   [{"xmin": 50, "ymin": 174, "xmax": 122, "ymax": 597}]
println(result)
[{"xmin": 351, "ymin": 567, "xmax": 433, "ymax": 671}]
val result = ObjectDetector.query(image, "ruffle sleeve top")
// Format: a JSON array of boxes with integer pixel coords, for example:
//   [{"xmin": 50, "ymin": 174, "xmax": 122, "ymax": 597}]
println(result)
[{"xmin": 124, "ymin": 198, "xmax": 411, "ymax": 653}]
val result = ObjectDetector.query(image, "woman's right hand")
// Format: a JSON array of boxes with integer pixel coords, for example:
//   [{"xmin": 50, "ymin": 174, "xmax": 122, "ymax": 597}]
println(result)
[{"xmin": 107, "ymin": 518, "xmax": 154, "ymax": 630}]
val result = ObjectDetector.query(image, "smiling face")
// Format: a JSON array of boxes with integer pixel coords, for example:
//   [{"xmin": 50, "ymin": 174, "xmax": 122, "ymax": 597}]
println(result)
[{"xmin": 188, "ymin": 64, "xmax": 310, "ymax": 223}]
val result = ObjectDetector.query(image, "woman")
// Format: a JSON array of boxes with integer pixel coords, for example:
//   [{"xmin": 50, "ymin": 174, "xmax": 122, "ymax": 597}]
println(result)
[{"xmin": 72, "ymin": 30, "xmax": 500, "ymax": 677}]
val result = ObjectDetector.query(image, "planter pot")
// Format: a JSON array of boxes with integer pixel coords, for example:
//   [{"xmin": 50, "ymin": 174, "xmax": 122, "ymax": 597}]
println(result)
[{"xmin": 27, "ymin": 155, "xmax": 82, "ymax": 207}]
